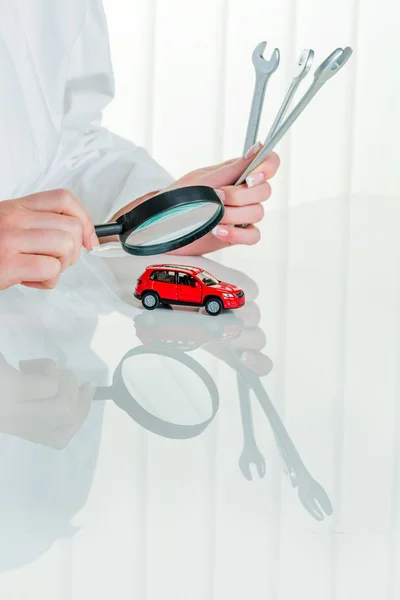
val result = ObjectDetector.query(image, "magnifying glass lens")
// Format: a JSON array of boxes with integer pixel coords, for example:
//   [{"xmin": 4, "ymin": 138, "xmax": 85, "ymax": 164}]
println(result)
[{"xmin": 124, "ymin": 202, "xmax": 219, "ymax": 249}]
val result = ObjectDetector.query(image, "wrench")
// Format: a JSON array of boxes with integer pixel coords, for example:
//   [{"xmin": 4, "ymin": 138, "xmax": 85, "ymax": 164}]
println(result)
[
  {"xmin": 237, "ymin": 371, "xmax": 266, "ymax": 481},
  {"xmin": 243, "ymin": 41, "xmax": 280, "ymax": 156},
  {"xmin": 236, "ymin": 46, "xmax": 353, "ymax": 185},
  {"xmin": 238, "ymin": 41, "xmax": 280, "ymax": 228},
  {"xmin": 265, "ymin": 49, "xmax": 314, "ymax": 144}
]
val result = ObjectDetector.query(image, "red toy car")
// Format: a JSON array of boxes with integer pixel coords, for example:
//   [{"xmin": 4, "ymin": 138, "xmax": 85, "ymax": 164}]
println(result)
[{"xmin": 134, "ymin": 264, "xmax": 245, "ymax": 316}]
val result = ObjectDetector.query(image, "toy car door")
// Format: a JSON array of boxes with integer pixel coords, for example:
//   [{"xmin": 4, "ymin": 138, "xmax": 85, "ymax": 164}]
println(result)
[
  {"xmin": 176, "ymin": 272, "xmax": 202, "ymax": 304},
  {"xmin": 151, "ymin": 269, "xmax": 178, "ymax": 302}
]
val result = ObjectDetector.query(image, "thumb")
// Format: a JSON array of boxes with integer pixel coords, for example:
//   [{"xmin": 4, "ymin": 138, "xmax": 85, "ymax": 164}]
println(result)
[
  {"xmin": 19, "ymin": 358, "xmax": 58, "ymax": 378},
  {"xmin": 201, "ymin": 142, "xmax": 263, "ymax": 189}
]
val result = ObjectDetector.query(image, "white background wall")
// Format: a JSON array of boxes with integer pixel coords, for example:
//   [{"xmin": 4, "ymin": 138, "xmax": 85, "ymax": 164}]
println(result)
[{"xmin": 102, "ymin": 0, "xmax": 400, "ymax": 217}]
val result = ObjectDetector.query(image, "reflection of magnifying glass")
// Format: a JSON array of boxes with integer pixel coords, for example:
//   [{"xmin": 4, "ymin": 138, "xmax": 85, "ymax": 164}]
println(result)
[
  {"xmin": 94, "ymin": 186, "xmax": 224, "ymax": 255},
  {"xmin": 94, "ymin": 347, "xmax": 219, "ymax": 439}
]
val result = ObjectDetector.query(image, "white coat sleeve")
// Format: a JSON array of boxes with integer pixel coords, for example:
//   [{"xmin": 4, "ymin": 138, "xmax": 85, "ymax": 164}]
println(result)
[{"xmin": 41, "ymin": 0, "xmax": 174, "ymax": 224}]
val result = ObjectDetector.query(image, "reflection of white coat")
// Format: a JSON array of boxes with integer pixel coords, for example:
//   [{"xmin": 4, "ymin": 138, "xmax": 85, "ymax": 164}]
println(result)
[{"xmin": 0, "ymin": 0, "xmax": 173, "ymax": 223}]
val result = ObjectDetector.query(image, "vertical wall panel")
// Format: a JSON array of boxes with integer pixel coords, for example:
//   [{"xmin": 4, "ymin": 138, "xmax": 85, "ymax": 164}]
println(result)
[
  {"xmin": 102, "ymin": 0, "xmax": 156, "ymax": 147},
  {"xmin": 150, "ymin": 0, "xmax": 229, "ymax": 177},
  {"xmin": 351, "ymin": 0, "xmax": 400, "ymax": 197}
]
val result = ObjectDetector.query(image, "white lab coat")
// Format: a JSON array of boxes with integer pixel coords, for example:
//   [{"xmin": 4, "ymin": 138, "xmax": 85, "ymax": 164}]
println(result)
[
  {"xmin": 0, "ymin": 0, "xmax": 174, "ymax": 570},
  {"xmin": 0, "ymin": 0, "xmax": 173, "ymax": 223}
]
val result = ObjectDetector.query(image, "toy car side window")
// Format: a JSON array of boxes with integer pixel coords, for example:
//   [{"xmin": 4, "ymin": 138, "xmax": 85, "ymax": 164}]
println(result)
[
  {"xmin": 158, "ymin": 270, "xmax": 175, "ymax": 284},
  {"xmin": 150, "ymin": 270, "xmax": 159, "ymax": 280},
  {"xmin": 177, "ymin": 272, "xmax": 191, "ymax": 286}
]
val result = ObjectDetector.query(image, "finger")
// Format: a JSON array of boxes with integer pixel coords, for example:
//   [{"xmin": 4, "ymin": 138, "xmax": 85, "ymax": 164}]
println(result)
[
  {"xmin": 54, "ymin": 370, "xmax": 80, "ymax": 420},
  {"xmin": 201, "ymin": 157, "xmax": 255, "ymax": 189},
  {"xmin": 211, "ymin": 224, "xmax": 261, "ymax": 245},
  {"xmin": 20, "ymin": 369, "xmax": 80, "ymax": 424},
  {"xmin": 14, "ymin": 229, "xmax": 75, "ymax": 272},
  {"xmin": 18, "ymin": 189, "xmax": 97, "ymax": 250},
  {"xmin": 245, "ymin": 152, "xmax": 280, "ymax": 188},
  {"xmin": 221, "ymin": 204, "xmax": 264, "ymax": 225},
  {"xmin": 13, "ymin": 254, "xmax": 61, "ymax": 288},
  {"xmin": 231, "ymin": 327, "xmax": 267, "ymax": 352},
  {"xmin": 19, "ymin": 358, "xmax": 58, "ymax": 378},
  {"xmin": 200, "ymin": 145, "xmax": 273, "ymax": 190},
  {"xmin": 21, "ymin": 281, "xmax": 60, "ymax": 290},
  {"xmin": 56, "ymin": 382, "xmax": 93, "ymax": 444},
  {"xmin": 22, "ymin": 274, "xmax": 61, "ymax": 290},
  {"xmin": 220, "ymin": 182, "xmax": 271, "ymax": 207},
  {"xmin": 240, "ymin": 351, "xmax": 273, "ymax": 377},
  {"xmin": 19, "ymin": 373, "xmax": 58, "ymax": 401},
  {"xmin": 235, "ymin": 302, "xmax": 261, "ymax": 326},
  {"xmin": 199, "ymin": 157, "xmax": 239, "ymax": 173},
  {"xmin": 20, "ymin": 212, "xmax": 83, "ymax": 264}
]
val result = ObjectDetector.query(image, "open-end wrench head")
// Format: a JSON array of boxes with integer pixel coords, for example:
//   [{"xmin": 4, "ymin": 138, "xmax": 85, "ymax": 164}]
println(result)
[
  {"xmin": 331, "ymin": 46, "xmax": 353, "ymax": 71},
  {"xmin": 314, "ymin": 47, "xmax": 343, "ymax": 78},
  {"xmin": 293, "ymin": 48, "xmax": 314, "ymax": 79},
  {"xmin": 314, "ymin": 47, "xmax": 353, "ymax": 85},
  {"xmin": 252, "ymin": 41, "xmax": 280, "ymax": 74}
]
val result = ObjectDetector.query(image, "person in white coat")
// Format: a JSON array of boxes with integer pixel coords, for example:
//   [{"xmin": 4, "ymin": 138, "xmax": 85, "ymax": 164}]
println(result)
[{"xmin": 0, "ymin": 0, "xmax": 279, "ymax": 291}]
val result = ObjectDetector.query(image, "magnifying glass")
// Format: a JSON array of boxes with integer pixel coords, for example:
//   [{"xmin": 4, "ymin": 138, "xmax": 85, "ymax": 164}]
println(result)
[
  {"xmin": 94, "ymin": 186, "xmax": 224, "ymax": 256},
  {"xmin": 94, "ymin": 347, "xmax": 219, "ymax": 439}
]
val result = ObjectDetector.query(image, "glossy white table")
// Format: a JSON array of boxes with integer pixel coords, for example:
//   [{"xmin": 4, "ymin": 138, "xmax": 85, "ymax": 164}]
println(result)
[{"xmin": 0, "ymin": 195, "xmax": 399, "ymax": 599}]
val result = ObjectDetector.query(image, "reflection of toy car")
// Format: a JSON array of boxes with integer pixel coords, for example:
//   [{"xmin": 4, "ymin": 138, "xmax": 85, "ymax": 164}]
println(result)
[
  {"xmin": 134, "ymin": 264, "xmax": 245, "ymax": 316},
  {"xmin": 134, "ymin": 310, "xmax": 243, "ymax": 351}
]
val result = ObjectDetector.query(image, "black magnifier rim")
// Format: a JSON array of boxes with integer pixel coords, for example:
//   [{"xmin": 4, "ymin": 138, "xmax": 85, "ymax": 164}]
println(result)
[
  {"xmin": 96, "ymin": 346, "xmax": 219, "ymax": 439},
  {"xmin": 116, "ymin": 186, "xmax": 224, "ymax": 256}
]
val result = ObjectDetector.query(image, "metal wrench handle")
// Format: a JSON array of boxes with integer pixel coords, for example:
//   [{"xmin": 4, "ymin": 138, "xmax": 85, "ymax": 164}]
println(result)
[
  {"xmin": 243, "ymin": 73, "xmax": 271, "ymax": 156},
  {"xmin": 236, "ymin": 83, "xmax": 320, "ymax": 185},
  {"xmin": 265, "ymin": 80, "xmax": 298, "ymax": 144},
  {"xmin": 265, "ymin": 49, "xmax": 314, "ymax": 144}
]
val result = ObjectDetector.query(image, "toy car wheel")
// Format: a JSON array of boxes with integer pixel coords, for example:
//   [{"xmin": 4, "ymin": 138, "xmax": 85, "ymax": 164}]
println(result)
[
  {"xmin": 205, "ymin": 297, "xmax": 223, "ymax": 316},
  {"xmin": 142, "ymin": 291, "xmax": 160, "ymax": 310}
]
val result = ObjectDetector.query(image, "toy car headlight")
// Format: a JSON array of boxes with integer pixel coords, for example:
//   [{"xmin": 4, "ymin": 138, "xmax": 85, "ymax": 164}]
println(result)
[{"xmin": 223, "ymin": 293, "xmax": 234, "ymax": 298}]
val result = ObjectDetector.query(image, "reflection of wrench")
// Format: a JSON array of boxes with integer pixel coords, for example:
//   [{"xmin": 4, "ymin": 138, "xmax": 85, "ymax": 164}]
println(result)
[
  {"xmin": 237, "ymin": 372, "xmax": 266, "ymax": 481},
  {"xmin": 243, "ymin": 41, "xmax": 280, "ymax": 156},
  {"xmin": 205, "ymin": 342, "xmax": 332, "ymax": 521},
  {"xmin": 251, "ymin": 376, "xmax": 333, "ymax": 521}
]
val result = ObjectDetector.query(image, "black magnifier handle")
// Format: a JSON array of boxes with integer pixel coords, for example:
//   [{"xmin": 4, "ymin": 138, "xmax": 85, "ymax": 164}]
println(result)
[
  {"xmin": 93, "ymin": 386, "xmax": 112, "ymax": 400},
  {"xmin": 95, "ymin": 223, "xmax": 123, "ymax": 238}
]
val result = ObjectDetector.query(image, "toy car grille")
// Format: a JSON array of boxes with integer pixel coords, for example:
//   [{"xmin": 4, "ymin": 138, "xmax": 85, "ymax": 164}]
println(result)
[{"xmin": 235, "ymin": 291, "xmax": 244, "ymax": 298}]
